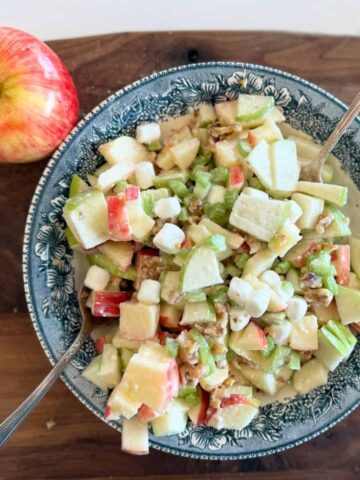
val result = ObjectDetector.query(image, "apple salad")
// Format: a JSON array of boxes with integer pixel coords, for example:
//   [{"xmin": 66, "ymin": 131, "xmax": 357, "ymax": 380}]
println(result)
[{"xmin": 63, "ymin": 94, "xmax": 359, "ymax": 454}]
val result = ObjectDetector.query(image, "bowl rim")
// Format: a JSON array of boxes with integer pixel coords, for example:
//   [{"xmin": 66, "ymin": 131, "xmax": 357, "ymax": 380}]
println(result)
[{"xmin": 22, "ymin": 61, "xmax": 360, "ymax": 460}]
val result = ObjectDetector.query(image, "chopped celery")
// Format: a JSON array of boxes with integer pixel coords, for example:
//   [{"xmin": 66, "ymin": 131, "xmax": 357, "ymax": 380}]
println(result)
[
  {"xmin": 261, "ymin": 335, "xmax": 276, "ymax": 358},
  {"xmin": 194, "ymin": 172, "xmax": 212, "ymax": 199},
  {"xmin": 326, "ymin": 319, "xmax": 357, "ymax": 349},
  {"xmin": 204, "ymin": 202, "xmax": 228, "ymax": 226},
  {"xmin": 225, "ymin": 265, "xmax": 241, "ymax": 277},
  {"xmin": 234, "ymin": 252, "xmax": 250, "ymax": 270},
  {"xmin": 307, "ymin": 251, "xmax": 335, "ymax": 278},
  {"xmin": 210, "ymin": 166, "xmax": 229, "ymax": 186},
  {"xmin": 208, "ymin": 286, "xmax": 229, "ymax": 304},
  {"xmin": 224, "ymin": 190, "xmax": 238, "ymax": 210},
  {"xmin": 248, "ymin": 176, "xmax": 265, "ymax": 191},
  {"xmin": 266, "ymin": 346, "xmax": 291, "ymax": 374},
  {"xmin": 141, "ymin": 192, "xmax": 155, "ymax": 216},
  {"xmin": 192, "ymin": 151, "xmax": 213, "ymax": 168},
  {"xmin": 87, "ymin": 253, "xmax": 136, "ymax": 281},
  {"xmin": 190, "ymin": 164, "xmax": 209, "ymax": 181},
  {"xmin": 66, "ymin": 226, "xmax": 80, "ymax": 250},
  {"xmin": 147, "ymin": 140, "xmax": 162, "ymax": 151},
  {"xmin": 184, "ymin": 290, "xmax": 207, "ymax": 302},
  {"xmin": 183, "ymin": 193, "xmax": 194, "ymax": 207},
  {"xmin": 274, "ymin": 259, "xmax": 291, "ymax": 275},
  {"xmin": 190, "ymin": 329, "xmax": 216, "ymax": 376},
  {"xmin": 237, "ymin": 139, "xmax": 252, "ymax": 157},
  {"xmin": 168, "ymin": 179, "xmax": 189, "ymax": 199},
  {"xmin": 178, "ymin": 386, "xmax": 201, "ymax": 406},
  {"xmin": 288, "ymin": 351, "xmax": 301, "ymax": 371},
  {"xmin": 323, "ymin": 274, "xmax": 339, "ymax": 295},
  {"xmin": 178, "ymin": 207, "xmax": 189, "ymax": 221},
  {"xmin": 166, "ymin": 338, "xmax": 179, "ymax": 358},
  {"xmin": 113, "ymin": 179, "xmax": 128, "ymax": 194}
]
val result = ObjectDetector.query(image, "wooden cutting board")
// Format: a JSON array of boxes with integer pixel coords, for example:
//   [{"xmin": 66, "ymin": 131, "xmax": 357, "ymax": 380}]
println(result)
[{"xmin": 0, "ymin": 31, "xmax": 360, "ymax": 480}]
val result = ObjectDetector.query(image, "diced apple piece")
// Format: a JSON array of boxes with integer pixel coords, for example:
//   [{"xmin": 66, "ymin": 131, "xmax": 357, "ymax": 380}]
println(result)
[
  {"xmin": 138, "ymin": 279, "xmax": 161, "ymax": 304},
  {"xmin": 269, "ymin": 139, "xmax": 299, "ymax": 192},
  {"xmin": 99, "ymin": 136, "xmax": 148, "ymax": 166},
  {"xmin": 151, "ymin": 399, "xmax": 188, "ymax": 437},
  {"xmin": 137, "ymin": 404, "xmax": 160, "ymax": 423},
  {"xmin": 107, "ymin": 194, "xmax": 132, "ymax": 241},
  {"xmin": 161, "ymin": 271, "xmax": 185, "ymax": 308},
  {"xmin": 332, "ymin": 245, "xmax": 350, "ymax": 285},
  {"xmin": 98, "ymin": 344, "xmax": 121, "ymax": 388},
  {"xmin": 69, "ymin": 174, "xmax": 88, "ymax": 197},
  {"xmin": 207, "ymin": 396, "xmax": 259, "ymax": 430},
  {"xmin": 236, "ymin": 94, "xmax": 274, "ymax": 122},
  {"xmin": 63, "ymin": 191, "xmax": 109, "ymax": 250},
  {"xmin": 180, "ymin": 246, "xmax": 223, "ymax": 293},
  {"xmin": 284, "ymin": 239, "xmax": 319, "ymax": 268},
  {"xmin": 315, "ymin": 321, "xmax": 356, "ymax": 371},
  {"xmin": 248, "ymin": 118, "xmax": 283, "ymax": 146},
  {"xmin": 159, "ymin": 303, "xmax": 182, "ymax": 329},
  {"xmin": 98, "ymin": 241, "xmax": 134, "ymax": 271},
  {"xmin": 200, "ymin": 364, "xmax": 229, "ymax": 392},
  {"xmin": 122, "ymin": 416, "xmax": 149, "ymax": 455},
  {"xmin": 156, "ymin": 149, "xmax": 175, "ymax": 171},
  {"xmin": 310, "ymin": 301, "xmax": 340, "ymax": 326},
  {"xmin": 92, "ymin": 291, "xmax": 132, "ymax": 318},
  {"xmin": 243, "ymin": 248, "xmax": 278, "ymax": 277},
  {"xmin": 197, "ymin": 103, "xmax": 217, "ymax": 127},
  {"xmin": 136, "ymin": 122, "xmax": 161, "ymax": 145},
  {"xmin": 153, "ymin": 223, "xmax": 185, "ymax": 254},
  {"xmin": 91, "ymin": 324, "xmax": 118, "ymax": 353},
  {"xmin": 291, "ymin": 193, "xmax": 324, "ymax": 230},
  {"xmin": 293, "ymin": 359, "xmax": 328, "ymax": 395},
  {"xmin": 169, "ymin": 137, "xmax": 200, "ymax": 170},
  {"xmin": 82, "ymin": 354, "xmax": 109, "ymax": 392},
  {"xmin": 350, "ymin": 237, "xmax": 360, "ymax": 278},
  {"xmin": 335, "ymin": 285, "xmax": 360, "ymax": 325},
  {"xmin": 107, "ymin": 383, "xmax": 142, "ymax": 419},
  {"xmin": 289, "ymin": 315, "xmax": 318, "ymax": 351},
  {"xmin": 180, "ymin": 301, "xmax": 215, "ymax": 325},
  {"xmin": 214, "ymin": 139, "xmax": 241, "ymax": 167},
  {"xmin": 207, "ymin": 185, "xmax": 226, "ymax": 204},
  {"xmin": 246, "ymin": 139, "xmax": 273, "ymax": 190},
  {"xmin": 135, "ymin": 161, "xmax": 156, "ymax": 189},
  {"xmin": 112, "ymin": 332, "xmax": 142, "ymax": 351},
  {"xmin": 296, "ymin": 181, "xmax": 348, "ymax": 207},
  {"xmin": 269, "ymin": 219, "xmax": 302, "ymax": 257},
  {"xmin": 215, "ymin": 100, "xmax": 237, "ymax": 124},
  {"xmin": 230, "ymin": 193, "xmax": 291, "ymax": 242},
  {"xmin": 228, "ymin": 165, "xmax": 245, "ymax": 191},
  {"xmin": 119, "ymin": 301, "xmax": 160, "ymax": 340},
  {"xmin": 188, "ymin": 388, "xmax": 209, "ymax": 424},
  {"xmin": 96, "ymin": 162, "xmax": 135, "ymax": 192},
  {"xmin": 127, "ymin": 199, "xmax": 155, "ymax": 241},
  {"xmin": 199, "ymin": 218, "xmax": 244, "ymax": 249},
  {"xmin": 240, "ymin": 366, "xmax": 277, "ymax": 395},
  {"xmin": 230, "ymin": 321, "xmax": 267, "ymax": 351},
  {"xmin": 123, "ymin": 342, "xmax": 179, "ymax": 412},
  {"xmin": 159, "ymin": 113, "xmax": 195, "ymax": 141}
]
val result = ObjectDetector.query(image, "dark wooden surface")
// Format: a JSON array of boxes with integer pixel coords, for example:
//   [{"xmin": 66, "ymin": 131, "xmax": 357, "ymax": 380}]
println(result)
[{"xmin": 0, "ymin": 31, "xmax": 360, "ymax": 480}]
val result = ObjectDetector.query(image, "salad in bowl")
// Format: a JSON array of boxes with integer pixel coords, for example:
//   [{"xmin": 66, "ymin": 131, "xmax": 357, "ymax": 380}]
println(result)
[{"xmin": 62, "ymin": 92, "xmax": 359, "ymax": 455}]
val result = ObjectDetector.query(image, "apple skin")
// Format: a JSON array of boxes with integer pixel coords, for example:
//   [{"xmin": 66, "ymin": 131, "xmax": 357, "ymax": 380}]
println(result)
[{"xmin": 0, "ymin": 27, "xmax": 79, "ymax": 163}]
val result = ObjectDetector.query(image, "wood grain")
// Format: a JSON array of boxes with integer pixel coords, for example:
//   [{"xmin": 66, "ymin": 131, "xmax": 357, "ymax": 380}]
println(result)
[{"xmin": 0, "ymin": 31, "xmax": 359, "ymax": 480}]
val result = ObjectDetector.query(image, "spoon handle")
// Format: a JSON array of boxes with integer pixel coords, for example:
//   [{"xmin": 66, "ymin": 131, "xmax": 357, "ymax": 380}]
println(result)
[
  {"xmin": 316, "ymin": 92, "xmax": 360, "ymax": 167},
  {"xmin": 0, "ymin": 326, "xmax": 89, "ymax": 448}
]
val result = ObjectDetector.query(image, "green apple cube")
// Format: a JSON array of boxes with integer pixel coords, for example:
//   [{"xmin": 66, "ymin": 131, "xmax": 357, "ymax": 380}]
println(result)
[
  {"xmin": 63, "ymin": 191, "xmax": 109, "ymax": 250},
  {"xmin": 248, "ymin": 118, "xmax": 283, "ymax": 145},
  {"xmin": 243, "ymin": 248, "xmax": 278, "ymax": 277},
  {"xmin": 196, "ymin": 103, "xmax": 217, "ymax": 127},
  {"xmin": 82, "ymin": 354, "xmax": 109, "ymax": 393},
  {"xmin": 315, "ymin": 320, "xmax": 356, "ymax": 371},
  {"xmin": 96, "ymin": 162, "xmax": 135, "ymax": 192},
  {"xmin": 269, "ymin": 139, "xmax": 299, "ymax": 192},
  {"xmin": 214, "ymin": 139, "xmax": 242, "ymax": 167},
  {"xmin": 121, "ymin": 416, "xmax": 149, "ymax": 455},
  {"xmin": 240, "ymin": 365, "xmax": 277, "ymax": 395},
  {"xmin": 296, "ymin": 181, "xmax": 348, "ymax": 207},
  {"xmin": 69, "ymin": 174, "xmax": 88, "ymax": 197},
  {"xmin": 229, "ymin": 193, "xmax": 291, "ymax": 242},
  {"xmin": 153, "ymin": 169, "xmax": 189, "ymax": 188},
  {"xmin": 335, "ymin": 285, "xmax": 360, "ymax": 325},
  {"xmin": 236, "ymin": 94, "xmax": 274, "ymax": 122},
  {"xmin": 350, "ymin": 237, "xmax": 360, "ymax": 277},
  {"xmin": 180, "ymin": 301, "xmax": 215, "ymax": 325},
  {"xmin": 293, "ymin": 359, "xmax": 328, "ymax": 395},
  {"xmin": 269, "ymin": 220, "xmax": 301, "ymax": 257},
  {"xmin": 98, "ymin": 135, "xmax": 148, "ymax": 166},
  {"xmin": 291, "ymin": 193, "xmax": 324, "ymax": 230},
  {"xmin": 246, "ymin": 140, "xmax": 273, "ymax": 190},
  {"xmin": 151, "ymin": 399, "xmax": 188, "ymax": 437},
  {"xmin": 169, "ymin": 137, "xmax": 200, "ymax": 171},
  {"xmin": 98, "ymin": 241, "xmax": 134, "ymax": 271},
  {"xmin": 322, "ymin": 206, "xmax": 351, "ymax": 238},
  {"xmin": 87, "ymin": 253, "xmax": 136, "ymax": 281},
  {"xmin": 207, "ymin": 400, "xmax": 258, "ymax": 431},
  {"xmin": 161, "ymin": 271, "xmax": 185, "ymax": 307},
  {"xmin": 180, "ymin": 246, "xmax": 223, "ymax": 293},
  {"xmin": 98, "ymin": 344, "xmax": 121, "ymax": 388},
  {"xmin": 289, "ymin": 315, "xmax": 318, "ymax": 351}
]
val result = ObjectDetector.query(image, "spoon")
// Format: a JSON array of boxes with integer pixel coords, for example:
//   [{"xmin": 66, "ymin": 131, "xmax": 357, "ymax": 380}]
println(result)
[
  {"xmin": 301, "ymin": 91, "xmax": 360, "ymax": 182},
  {"xmin": 0, "ymin": 286, "xmax": 97, "ymax": 448}
]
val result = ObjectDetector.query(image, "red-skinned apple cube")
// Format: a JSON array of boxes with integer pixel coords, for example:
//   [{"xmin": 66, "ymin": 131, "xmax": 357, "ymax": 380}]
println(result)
[
  {"xmin": 228, "ymin": 165, "xmax": 244, "ymax": 190},
  {"xmin": 138, "ymin": 404, "xmax": 160, "ymax": 423},
  {"xmin": 92, "ymin": 291, "xmax": 132, "ymax": 318},
  {"xmin": 188, "ymin": 388, "xmax": 209, "ymax": 424},
  {"xmin": 125, "ymin": 185, "xmax": 140, "ymax": 201},
  {"xmin": 332, "ymin": 245, "xmax": 350, "ymax": 285},
  {"xmin": 121, "ymin": 416, "xmax": 149, "ymax": 455},
  {"xmin": 107, "ymin": 194, "xmax": 132, "ymax": 241},
  {"xmin": 159, "ymin": 303, "xmax": 182, "ymax": 329},
  {"xmin": 119, "ymin": 301, "xmax": 160, "ymax": 340}
]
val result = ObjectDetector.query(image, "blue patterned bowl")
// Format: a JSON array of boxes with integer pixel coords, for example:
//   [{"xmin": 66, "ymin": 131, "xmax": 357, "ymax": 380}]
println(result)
[{"xmin": 23, "ymin": 62, "xmax": 360, "ymax": 460}]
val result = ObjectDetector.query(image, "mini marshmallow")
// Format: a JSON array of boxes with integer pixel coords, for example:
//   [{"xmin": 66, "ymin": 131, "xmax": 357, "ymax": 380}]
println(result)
[
  {"xmin": 84, "ymin": 265, "xmax": 110, "ymax": 291},
  {"xmin": 286, "ymin": 296, "xmax": 308, "ymax": 321},
  {"xmin": 207, "ymin": 185, "xmax": 226, "ymax": 205},
  {"xmin": 135, "ymin": 161, "xmax": 156, "ymax": 189},
  {"xmin": 267, "ymin": 321, "xmax": 292, "ymax": 346},
  {"xmin": 229, "ymin": 307, "xmax": 251, "ymax": 332},
  {"xmin": 260, "ymin": 270, "xmax": 281, "ymax": 289},
  {"xmin": 153, "ymin": 223, "xmax": 185, "ymax": 254},
  {"xmin": 228, "ymin": 277, "xmax": 253, "ymax": 307},
  {"xmin": 137, "ymin": 279, "xmax": 161, "ymax": 304},
  {"xmin": 154, "ymin": 196, "xmax": 181, "ymax": 220},
  {"xmin": 245, "ymin": 286, "xmax": 270, "ymax": 318},
  {"xmin": 136, "ymin": 123, "xmax": 161, "ymax": 144}
]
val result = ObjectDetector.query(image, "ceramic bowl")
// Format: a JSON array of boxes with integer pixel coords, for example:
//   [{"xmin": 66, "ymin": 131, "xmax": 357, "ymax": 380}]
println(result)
[{"xmin": 23, "ymin": 62, "xmax": 360, "ymax": 460}]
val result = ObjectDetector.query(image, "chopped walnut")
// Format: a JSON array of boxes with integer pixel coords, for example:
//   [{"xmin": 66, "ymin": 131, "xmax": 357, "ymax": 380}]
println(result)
[
  {"xmin": 134, "ymin": 254, "xmax": 166, "ymax": 289},
  {"xmin": 304, "ymin": 288, "xmax": 333, "ymax": 307},
  {"xmin": 179, "ymin": 363, "xmax": 208, "ymax": 386},
  {"xmin": 179, "ymin": 339, "xmax": 199, "ymax": 366},
  {"xmin": 151, "ymin": 218, "xmax": 165, "ymax": 236},
  {"xmin": 315, "ymin": 212, "xmax": 334, "ymax": 235},
  {"xmin": 188, "ymin": 198, "xmax": 203, "ymax": 216},
  {"xmin": 211, "ymin": 343, "xmax": 227, "ymax": 357},
  {"xmin": 223, "ymin": 377, "xmax": 235, "ymax": 388},
  {"xmin": 300, "ymin": 272, "xmax": 323, "ymax": 289},
  {"xmin": 210, "ymin": 124, "xmax": 242, "ymax": 141}
]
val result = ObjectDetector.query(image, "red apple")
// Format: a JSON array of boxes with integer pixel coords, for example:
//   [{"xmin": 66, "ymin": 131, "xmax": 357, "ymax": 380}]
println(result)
[
  {"xmin": 332, "ymin": 245, "xmax": 350, "ymax": 285},
  {"xmin": 159, "ymin": 303, "xmax": 182, "ymax": 329},
  {"xmin": 188, "ymin": 387, "xmax": 209, "ymax": 425},
  {"xmin": 0, "ymin": 27, "xmax": 79, "ymax": 163}
]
